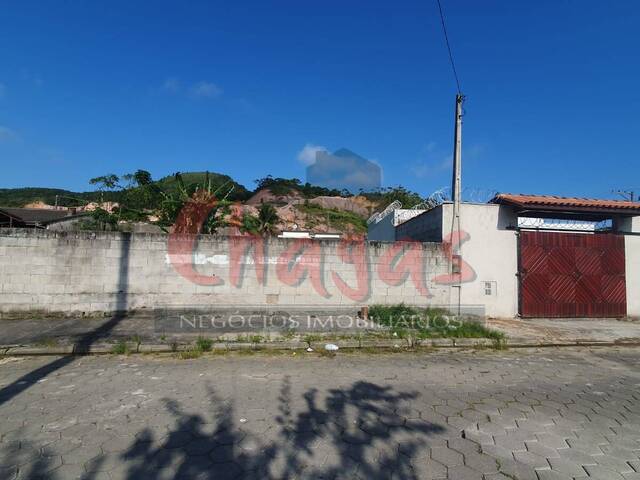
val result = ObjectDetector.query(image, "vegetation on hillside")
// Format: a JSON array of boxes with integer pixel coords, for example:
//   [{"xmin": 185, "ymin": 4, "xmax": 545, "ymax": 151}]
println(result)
[
  {"xmin": 0, "ymin": 188, "xmax": 111, "ymax": 207},
  {"xmin": 361, "ymin": 186, "xmax": 426, "ymax": 211},
  {"xmin": 240, "ymin": 203, "xmax": 280, "ymax": 235},
  {"xmin": 295, "ymin": 202, "xmax": 367, "ymax": 234},
  {"xmin": 254, "ymin": 176, "xmax": 348, "ymax": 198},
  {"xmin": 1, "ymin": 168, "xmax": 429, "ymax": 236}
]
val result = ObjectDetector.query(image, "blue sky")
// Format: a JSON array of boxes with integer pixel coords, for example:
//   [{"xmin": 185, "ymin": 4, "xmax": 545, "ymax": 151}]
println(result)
[{"xmin": 1, "ymin": 0, "xmax": 639, "ymax": 199}]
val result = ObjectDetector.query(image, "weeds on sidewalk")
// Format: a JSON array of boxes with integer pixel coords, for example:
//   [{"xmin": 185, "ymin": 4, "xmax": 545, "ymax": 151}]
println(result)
[
  {"xmin": 178, "ymin": 346, "xmax": 203, "ymax": 359},
  {"xmin": 195, "ymin": 337, "xmax": 213, "ymax": 352},
  {"xmin": 369, "ymin": 303, "xmax": 505, "ymax": 348},
  {"xmin": 303, "ymin": 334, "xmax": 322, "ymax": 348},
  {"xmin": 111, "ymin": 340, "xmax": 131, "ymax": 355}
]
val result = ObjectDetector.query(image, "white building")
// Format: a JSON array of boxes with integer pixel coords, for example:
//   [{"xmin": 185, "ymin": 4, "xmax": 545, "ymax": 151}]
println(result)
[{"xmin": 369, "ymin": 194, "xmax": 640, "ymax": 319}]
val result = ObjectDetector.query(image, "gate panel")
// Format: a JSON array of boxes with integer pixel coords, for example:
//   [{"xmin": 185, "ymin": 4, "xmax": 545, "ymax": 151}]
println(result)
[{"xmin": 519, "ymin": 231, "xmax": 626, "ymax": 318}]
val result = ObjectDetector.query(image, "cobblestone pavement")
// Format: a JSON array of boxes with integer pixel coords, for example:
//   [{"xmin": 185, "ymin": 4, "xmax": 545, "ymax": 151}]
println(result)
[{"xmin": 0, "ymin": 348, "xmax": 639, "ymax": 479}]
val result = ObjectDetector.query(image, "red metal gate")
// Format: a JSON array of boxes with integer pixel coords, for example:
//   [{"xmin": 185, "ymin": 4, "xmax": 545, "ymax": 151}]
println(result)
[{"xmin": 518, "ymin": 231, "xmax": 626, "ymax": 318}]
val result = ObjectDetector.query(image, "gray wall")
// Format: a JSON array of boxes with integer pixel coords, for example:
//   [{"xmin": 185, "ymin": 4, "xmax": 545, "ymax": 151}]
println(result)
[
  {"xmin": 366, "ymin": 214, "xmax": 396, "ymax": 242},
  {"xmin": 395, "ymin": 206, "xmax": 444, "ymax": 243},
  {"xmin": 0, "ymin": 229, "xmax": 452, "ymax": 315}
]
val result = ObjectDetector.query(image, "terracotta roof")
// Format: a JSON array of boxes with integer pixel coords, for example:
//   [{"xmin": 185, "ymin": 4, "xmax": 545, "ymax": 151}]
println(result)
[{"xmin": 490, "ymin": 194, "xmax": 640, "ymax": 213}]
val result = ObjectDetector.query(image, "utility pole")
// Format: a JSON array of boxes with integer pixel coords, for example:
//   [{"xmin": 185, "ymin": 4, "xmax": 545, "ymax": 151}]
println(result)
[
  {"xmin": 450, "ymin": 93, "xmax": 464, "ymax": 315},
  {"xmin": 451, "ymin": 93, "xmax": 464, "ymax": 212}
]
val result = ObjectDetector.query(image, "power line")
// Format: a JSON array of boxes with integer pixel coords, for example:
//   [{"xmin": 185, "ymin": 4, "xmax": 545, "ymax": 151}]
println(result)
[
  {"xmin": 435, "ymin": 0, "xmax": 462, "ymax": 94},
  {"xmin": 612, "ymin": 189, "xmax": 636, "ymax": 202}
]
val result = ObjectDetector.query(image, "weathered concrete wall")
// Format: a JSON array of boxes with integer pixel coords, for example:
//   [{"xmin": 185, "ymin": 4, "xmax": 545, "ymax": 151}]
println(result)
[{"xmin": 0, "ymin": 229, "xmax": 452, "ymax": 315}]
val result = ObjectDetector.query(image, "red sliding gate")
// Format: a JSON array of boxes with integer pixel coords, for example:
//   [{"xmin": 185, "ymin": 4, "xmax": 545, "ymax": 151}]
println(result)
[{"xmin": 518, "ymin": 231, "xmax": 626, "ymax": 318}]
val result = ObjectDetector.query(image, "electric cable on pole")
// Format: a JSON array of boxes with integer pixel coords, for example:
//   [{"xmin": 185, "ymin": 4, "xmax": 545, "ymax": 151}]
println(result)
[{"xmin": 435, "ymin": 0, "xmax": 464, "ymax": 314}]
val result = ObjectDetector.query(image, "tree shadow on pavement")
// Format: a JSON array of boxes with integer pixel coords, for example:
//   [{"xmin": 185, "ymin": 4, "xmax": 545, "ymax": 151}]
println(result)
[
  {"xmin": 0, "ymin": 234, "xmax": 132, "ymax": 407},
  {"xmin": 120, "ymin": 378, "xmax": 445, "ymax": 479}
]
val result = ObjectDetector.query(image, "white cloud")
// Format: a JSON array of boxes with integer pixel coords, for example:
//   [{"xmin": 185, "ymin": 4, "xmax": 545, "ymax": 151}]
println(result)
[
  {"xmin": 0, "ymin": 126, "xmax": 17, "ymax": 142},
  {"xmin": 424, "ymin": 141, "xmax": 437, "ymax": 153},
  {"xmin": 411, "ymin": 142, "xmax": 485, "ymax": 178},
  {"xmin": 189, "ymin": 81, "xmax": 222, "ymax": 99},
  {"xmin": 20, "ymin": 70, "xmax": 43, "ymax": 87},
  {"xmin": 161, "ymin": 77, "xmax": 180, "ymax": 93},
  {"xmin": 159, "ymin": 78, "xmax": 222, "ymax": 99},
  {"xmin": 411, "ymin": 155, "xmax": 451, "ymax": 178},
  {"xmin": 297, "ymin": 143, "xmax": 328, "ymax": 165}
]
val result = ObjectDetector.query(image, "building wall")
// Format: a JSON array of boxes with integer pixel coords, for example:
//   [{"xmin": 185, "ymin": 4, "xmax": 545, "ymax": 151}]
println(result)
[
  {"xmin": 441, "ymin": 203, "xmax": 519, "ymax": 318},
  {"xmin": 616, "ymin": 216, "xmax": 640, "ymax": 234},
  {"xmin": 396, "ymin": 202, "xmax": 519, "ymax": 318},
  {"xmin": 395, "ymin": 206, "xmax": 443, "ymax": 243},
  {"xmin": 625, "ymin": 235, "xmax": 640, "ymax": 318},
  {"xmin": 0, "ymin": 229, "xmax": 452, "ymax": 315},
  {"xmin": 366, "ymin": 214, "xmax": 396, "ymax": 242},
  {"xmin": 367, "ymin": 209, "xmax": 425, "ymax": 242}
]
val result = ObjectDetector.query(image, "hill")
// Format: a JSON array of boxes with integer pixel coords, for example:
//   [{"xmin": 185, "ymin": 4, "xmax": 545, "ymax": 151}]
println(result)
[
  {"xmin": 0, "ymin": 172, "xmax": 250, "ymax": 208},
  {"xmin": 155, "ymin": 172, "xmax": 251, "ymax": 201},
  {"xmin": 0, "ymin": 171, "xmax": 425, "ymax": 236},
  {"xmin": 0, "ymin": 187, "xmax": 112, "ymax": 207}
]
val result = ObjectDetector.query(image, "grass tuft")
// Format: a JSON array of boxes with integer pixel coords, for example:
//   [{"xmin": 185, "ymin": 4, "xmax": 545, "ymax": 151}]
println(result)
[
  {"xmin": 178, "ymin": 347, "xmax": 203, "ymax": 359},
  {"xmin": 369, "ymin": 303, "xmax": 505, "ymax": 343},
  {"xmin": 111, "ymin": 340, "xmax": 130, "ymax": 355},
  {"xmin": 196, "ymin": 336, "xmax": 213, "ymax": 352}
]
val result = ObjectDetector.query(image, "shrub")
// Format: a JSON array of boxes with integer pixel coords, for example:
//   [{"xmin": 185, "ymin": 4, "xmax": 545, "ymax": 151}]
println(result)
[
  {"xmin": 111, "ymin": 341, "xmax": 130, "ymax": 355},
  {"xmin": 369, "ymin": 304, "xmax": 505, "ymax": 341},
  {"xmin": 196, "ymin": 336, "xmax": 213, "ymax": 352}
]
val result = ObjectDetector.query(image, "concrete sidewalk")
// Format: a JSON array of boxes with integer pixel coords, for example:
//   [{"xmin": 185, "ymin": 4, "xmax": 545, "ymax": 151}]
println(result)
[
  {"xmin": 488, "ymin": 318, "xmax": 640, "ymax": 345},
  {"xmin": 0, "ymin": 314, "xmax": 639, "ymax": 352}
]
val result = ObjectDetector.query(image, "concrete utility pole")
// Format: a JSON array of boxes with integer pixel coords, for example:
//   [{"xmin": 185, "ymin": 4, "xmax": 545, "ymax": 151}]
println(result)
[
  {"xmin": 450, "ymin": 93, "xmax": 464, "ymax": 316},
  {"xmin": 451, "ymin": 93, "xmax": 464, "ymax": 214}
]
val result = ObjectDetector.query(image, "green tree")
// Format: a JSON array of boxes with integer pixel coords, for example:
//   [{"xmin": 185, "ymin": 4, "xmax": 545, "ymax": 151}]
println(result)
[
  {"xmin": 89, "ymin": 174, "xmax": 120, "ymax": 202},
  {"xmin": 239, "ymin": 212, "xmax": 260, "ymax": 235},
  {"xmin": 133, "ymin": 170, "xmax": 153, "ymax": 186},
  {"xmin": 257, "ymin": 203, "xmax": 279, "ymax": 234},
  {"xmin": 365, "ymin": 186, "xmax": 424, "ymax": 211},
  {"xmin": 77, "ymin": 208, "xmax": 118, "ymax": 231}
]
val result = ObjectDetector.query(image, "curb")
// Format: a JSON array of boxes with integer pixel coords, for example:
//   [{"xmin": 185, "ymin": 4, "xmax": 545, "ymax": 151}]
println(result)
[{"xmin": 1, "ymin": 338, "xmax": 640, "ymax": 356}]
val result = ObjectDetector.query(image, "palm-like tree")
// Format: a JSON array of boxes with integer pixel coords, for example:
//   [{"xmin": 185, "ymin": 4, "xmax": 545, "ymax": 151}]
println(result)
[{"xmin": 257, "ymin": 203, "xmax": 279, "ymax": 235}]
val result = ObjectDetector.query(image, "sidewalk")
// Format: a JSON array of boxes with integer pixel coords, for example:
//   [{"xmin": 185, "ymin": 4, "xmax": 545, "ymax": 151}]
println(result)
[
  {"xmin": 1, "ymin": 314, "xmax": 639, "ymax": 354},
  {"xmin": 488, "ymin": 317, "xmax": 640, "ymax": 345}
]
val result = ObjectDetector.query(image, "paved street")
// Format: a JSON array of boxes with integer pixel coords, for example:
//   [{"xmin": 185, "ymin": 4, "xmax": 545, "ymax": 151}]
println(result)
[{"xmin": 1, "ymin": 348, "xmax": 639, "ymax": 480}]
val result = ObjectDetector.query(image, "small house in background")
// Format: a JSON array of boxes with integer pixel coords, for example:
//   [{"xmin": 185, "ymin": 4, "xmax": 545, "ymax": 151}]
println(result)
[{"xmin": 0, "ymin": 207, "xmax": 89, "ymax": 230}]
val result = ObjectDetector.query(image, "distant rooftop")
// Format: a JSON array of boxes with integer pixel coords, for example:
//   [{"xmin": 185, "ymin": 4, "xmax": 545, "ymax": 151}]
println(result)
[
  {"xmin": 490, "ymin": 193, "xmax": 640, "ymax": 215},
  {"xmin": 0, "ymin": 207, "xmax": 86, "ymax": 227}
]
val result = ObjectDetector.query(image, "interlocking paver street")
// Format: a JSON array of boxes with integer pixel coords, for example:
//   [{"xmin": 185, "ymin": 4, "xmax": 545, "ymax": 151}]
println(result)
[{"xmin": 0, "ymin": 347, "xmax": 639, "ymax": 479}]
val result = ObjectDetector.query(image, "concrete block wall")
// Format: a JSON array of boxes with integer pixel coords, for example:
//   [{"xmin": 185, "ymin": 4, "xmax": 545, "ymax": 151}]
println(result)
[{"xmin": 0, "ymin": 229, "xmax": 451, "ymax": 314}]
